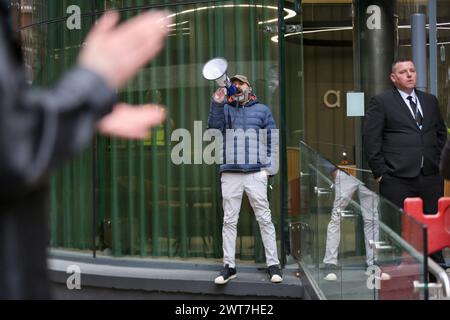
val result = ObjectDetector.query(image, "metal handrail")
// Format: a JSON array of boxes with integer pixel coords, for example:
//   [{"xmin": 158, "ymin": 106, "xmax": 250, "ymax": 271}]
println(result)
[
  {"xmin": 308, "ymin": 161, "xmax": 426, "ymax": 263},
  {"xmin": 428, "ymin": 258, "xmax": 450, "ymax": 298},
  {"xmin": 413, "ymin": 258, "xmax": 450, "ymax": 299},
  {"xmin": 300, "ymin": 140, "xmax": 449, "ymax": 299}
]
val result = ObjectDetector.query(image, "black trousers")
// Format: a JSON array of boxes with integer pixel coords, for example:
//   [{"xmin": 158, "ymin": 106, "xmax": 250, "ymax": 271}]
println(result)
[
  {"xmin": 0, "ymin": 186, "xmax": 51, "ymax": 299},
  {"xmin": 379, "ymin": 172, "xmax": 446, "ymax": 267}
]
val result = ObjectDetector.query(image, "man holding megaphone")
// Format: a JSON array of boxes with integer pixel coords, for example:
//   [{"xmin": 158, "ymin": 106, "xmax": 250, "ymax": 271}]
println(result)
[
  {"xmin": 212, "ymin": 74, "xmax": 252, "ymax": 105},
  {"xmin": 207, "ymin": 68, "xmax": 282, "ymax": 285}
]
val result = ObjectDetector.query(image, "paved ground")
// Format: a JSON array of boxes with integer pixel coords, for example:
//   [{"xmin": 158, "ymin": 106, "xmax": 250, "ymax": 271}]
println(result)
[{"xmin": 48, "ymin": 249, "xmax": 304, "ymax": 300}]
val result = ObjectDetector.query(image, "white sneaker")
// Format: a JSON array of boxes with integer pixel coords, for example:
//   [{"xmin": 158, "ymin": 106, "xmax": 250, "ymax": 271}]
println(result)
[
  {"xmin": 268, "ymin": 265, "xmax": 283, "ymax": 283},
  {"xmin": 322, "ymin": 263, "xmax": 339, "ymax": 281},
  {"xmin": 214, "ymin": 265, "xmax": 237, "ymax": 285},
  {"xmin": 324, "ymin": 272, "xmax": 337, "ymax": 281}
]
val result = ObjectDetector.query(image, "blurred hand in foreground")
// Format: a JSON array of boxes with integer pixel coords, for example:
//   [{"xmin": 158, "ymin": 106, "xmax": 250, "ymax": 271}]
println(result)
[
  {"xmin": 78, "ymin": 10, "xmax": 173, "ymax": 89},
  {"xmin": 97, "ymin": 103, "xmax": 166, "ymax": 139}
]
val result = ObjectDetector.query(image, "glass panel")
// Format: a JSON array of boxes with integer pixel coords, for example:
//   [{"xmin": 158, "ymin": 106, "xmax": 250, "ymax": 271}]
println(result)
[
  {"xmin": 397, "ymin": 0, "xmax": 450, "ymax": 122},
  {"xmin": 435, "ymin": 1, "xmax": 450, "ymax": 124},
  {"xmin": 296, "ymin": 140, "xmax": 320, "ymax": 284},
  {"xmin": 19, "ymin": 2, "xmax": 101, "ymax": 251},
  {"xmin": 21, "ymin": 0, "xmax": 287, "ymax": 263},
  {"xmin": 284, "ymin": 0, "xmax": 305, "ymax": 271},
  {"xmin": 339, "ymin": 187, "xmax": 375, "ymax": 300},
  {"xmin": 375, "ymin": 197, "xmax": 427, "ymax": 300},
  {"xmin": 299, "ymin": 1, "xmax": 354, "ymax": 165},
  {"xmin": 314, "ymin": 155, "xmax": 342, "ymax": 299},
  {"xmin": 298, "ymin": 141, "xmax": 428, "ymax": 300}
]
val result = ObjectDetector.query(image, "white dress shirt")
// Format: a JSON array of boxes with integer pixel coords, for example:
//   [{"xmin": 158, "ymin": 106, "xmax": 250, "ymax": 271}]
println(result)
[
  {"xmin": 396, "ymin": 88, "xmax": 424, "ymax": 167},
  {"xmin": 397, "ymin": 88, "xmax": 423, "ymax": 130}
]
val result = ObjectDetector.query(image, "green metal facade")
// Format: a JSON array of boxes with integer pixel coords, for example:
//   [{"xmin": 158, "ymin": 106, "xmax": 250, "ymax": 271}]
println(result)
[{"xmin": 25, "ymin": 0, "xmax": 287, "ymax": 260}]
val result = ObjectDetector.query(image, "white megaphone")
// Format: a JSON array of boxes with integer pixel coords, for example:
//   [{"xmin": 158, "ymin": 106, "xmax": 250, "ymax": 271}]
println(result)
[{"xmin": 202, "ymin": 57, "xmax": 237, "ymax": 96}]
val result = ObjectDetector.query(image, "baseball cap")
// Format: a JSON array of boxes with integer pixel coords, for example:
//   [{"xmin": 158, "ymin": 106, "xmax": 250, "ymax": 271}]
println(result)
[{"xmin": 230, "ymin": 74, "xmax": 251, "ymax": 87}]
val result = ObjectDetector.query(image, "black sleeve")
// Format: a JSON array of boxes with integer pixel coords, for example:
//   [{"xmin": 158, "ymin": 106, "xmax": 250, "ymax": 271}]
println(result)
[
  {"xmin": 363, "ymin": 96, "xmax": 386, "ymax": 179},
  {"xmin": 440, "ymin": 138, "xmax": 450, "ymax": 180},
  {"xmin": 0, "ymin": 22, "xmax": 116, "ymax": 196},
  {"xmin": 433, "ymin": 95, "xmax": 447, "ymax": 151}
]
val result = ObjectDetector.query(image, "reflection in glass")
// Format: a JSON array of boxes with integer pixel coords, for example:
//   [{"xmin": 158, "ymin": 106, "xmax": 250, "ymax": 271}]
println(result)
[{"xmin": 323, "ymin": 170, "xmax": 379, "ymax": 265}]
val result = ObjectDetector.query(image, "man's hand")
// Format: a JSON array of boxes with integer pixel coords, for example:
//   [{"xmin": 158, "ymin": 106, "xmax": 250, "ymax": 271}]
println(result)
[
  {"xmin": 261, "ymin": 170, "xmax": 274, "ymax": 189},
  {"xmin": 376, "ymin": 176, "xmax": 383, "ymax": 183},
  {"xmin": 78, "ymin": 10, "xmax": 173, "ymax": 89},
  {"xmin": 96, "ymin": 103, "xmax": 166, "ymax": 139},
  {"xmin": 261, "ymin": 169, "xmax": 270, "ymax": 176},
  {"xmin": 212, "ymin": 87, "xmax": 226, "ymax": 103}
]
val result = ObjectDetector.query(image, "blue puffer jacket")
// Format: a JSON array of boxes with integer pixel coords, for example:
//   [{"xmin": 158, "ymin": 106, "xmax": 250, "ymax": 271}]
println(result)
[{"xmin": 207, "ymin": 95, "xmax": 278, "ymax": 175}]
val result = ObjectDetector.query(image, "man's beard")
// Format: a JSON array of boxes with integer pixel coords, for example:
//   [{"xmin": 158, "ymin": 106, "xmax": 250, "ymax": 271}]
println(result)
[{"xmin": 233, "ymin": 89, "xmax": 251, "ymax": 104}]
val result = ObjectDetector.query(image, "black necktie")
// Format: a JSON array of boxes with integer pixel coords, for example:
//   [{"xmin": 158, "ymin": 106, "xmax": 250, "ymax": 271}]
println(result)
[{"xmin": 407, "ymin": 96, "xmax": 423, "ymax": 127}]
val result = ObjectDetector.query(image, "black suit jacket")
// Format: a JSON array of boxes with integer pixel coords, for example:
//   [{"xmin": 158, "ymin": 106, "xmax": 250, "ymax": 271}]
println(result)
[
  {"xmin": 363, "ymin": 88, "xmax": 446, "ymax": 179},
  {"xmin": 440, "ymin": 138, "xmax": 450, "ymax": 179}
]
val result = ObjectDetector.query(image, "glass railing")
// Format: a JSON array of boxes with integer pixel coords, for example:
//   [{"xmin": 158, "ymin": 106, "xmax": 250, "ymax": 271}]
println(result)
[{"xmin": 290, "ymin": 141, "xmax": 428, "ymax": 299}]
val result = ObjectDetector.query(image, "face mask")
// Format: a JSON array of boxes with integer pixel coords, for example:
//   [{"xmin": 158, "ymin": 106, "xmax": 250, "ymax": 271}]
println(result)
[{"xmin": 233, "ymin": 88, "xmax": 252, "ymax": 104}]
